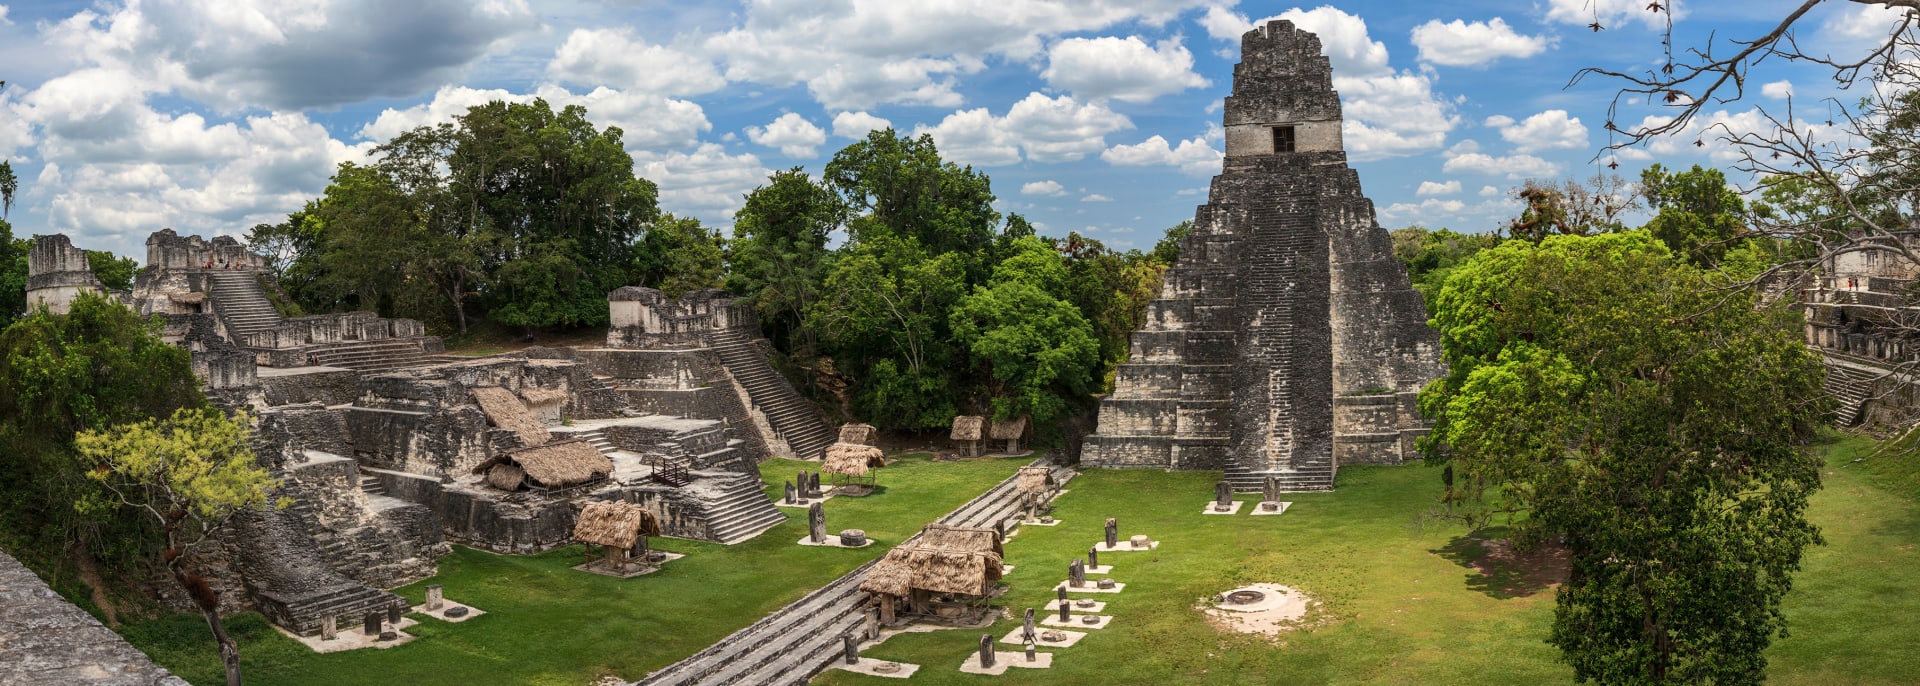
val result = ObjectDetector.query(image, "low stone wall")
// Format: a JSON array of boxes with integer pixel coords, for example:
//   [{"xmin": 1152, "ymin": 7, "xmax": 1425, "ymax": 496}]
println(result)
[
  {"xmin": 0, "ymin": 551, "xmax": 188, "ymax": 686},
  {"xmin": 261, "ymin": 368, "xmax": 360, "ymax": 406}
]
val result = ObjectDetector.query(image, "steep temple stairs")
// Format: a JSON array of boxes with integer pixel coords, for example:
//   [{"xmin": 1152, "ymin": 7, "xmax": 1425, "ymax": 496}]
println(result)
[
  {"xmin": 709, "ymin": 328, "xmax": 834, "ymax": 460},
  {"xmin": 206, "ymin": 270, "xmax": 283, "ymax": 339},
  {"xmin": 306, "ymin": 339, "xmax": 443, "ymax": 372},
  {"xmin": 634, "ymin": 461, "xmax": 1076, "ymax": 686},
  {"xmin": 691, "ymin": 471, "xmax": 789, "ymax": 544},
  {"xmin": 1824, "ymin": 359, "xmax": 1883, "ymax": 427}
]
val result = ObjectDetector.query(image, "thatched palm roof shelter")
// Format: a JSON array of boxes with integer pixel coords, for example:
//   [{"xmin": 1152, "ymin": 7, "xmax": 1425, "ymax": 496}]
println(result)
[
  {"xmin": 837, "ymin": 423, "xmax": 877, "ymax": 446},
  {"xmin": 949, "ymin": 416, "xmax": 985, "ymax": 441},
  {"xmin": 823, "ymin": 444, "xmax": 886, "ymax": 477},
  {"xmin": 989, "ymin": 416, "xmax": 1028, "ymax": 441},
  {"xmin": 473, "ymin": 439, "xmax": 612, "ymax": 491},
  {"xmin": 472, "ymin": 386, "xmax": 551, "ymax": 446},
  {"xmin": 573, "ymin": 501, "xmax": 662, "ymax": 550},
  {"xmin": 859, "ymin": 523, "xmax": 1004, "ymax": 601},
  {"xmin": 1016, "ymin": 466, "xmax": 1055, "ymax": 495}
]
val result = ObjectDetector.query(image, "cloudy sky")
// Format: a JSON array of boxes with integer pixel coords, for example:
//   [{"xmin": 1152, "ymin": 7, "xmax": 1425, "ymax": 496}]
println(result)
[{"xmin": 0, "ymin": 0, "xmax": 1900, "ymax": 258}]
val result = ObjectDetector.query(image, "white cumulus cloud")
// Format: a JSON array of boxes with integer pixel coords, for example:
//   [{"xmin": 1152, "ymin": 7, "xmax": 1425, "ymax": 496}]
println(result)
[
  {"xmin": 547, "ymin": 29, "xmax": 727, "ymax": 97},
  {"xmin": 1417, "ymin": 180, "xmax": 1461, "ymax": 196},
  {"xmin": 358, "ymin": 85, "xmax": 712, "ymax": 152},
  {"xmin": 832, "ymin": 111, "xmax": 893, "ymax": 139},
  {"xmin": 746, "ymin": 112, "xmax": 827, "ymax": 157},
  {"xmin": 1487, "ymin": 109, "xmax": 1588, "ymax": 153},
  {"xmin": 1022, "ymin": 180, "xmax": 1067, "ymax": 196},
  {"xmin": 1042, "ymin": 35, "xmax": 1208, "ymax": 103},
  {"xmin": 914, "ymin": 92, "xmax": 1133, "ymax": 166},
  {"xmin": 1410, "ymin": 18, "xmax": 1553, "ymax": 67},
  {"xmin": 634, "ymin": 143, "xmax": 771, "ymax": 224},
  {"xmin": 1762, "ymin": 80, "xmax": 1794, "ymax": 99},
  {"xmin": 1082, "ymin": 193, "xmax": 1113, "ymax": 202},
  {"xmin": 1442, "ymin": 150, "xmax": 1560, "ymax": 179},
  {"xmin": 1543, "ymin": 0, "xmax": 1682, "ymax": 29},
  {"xmin": 1100, "ymin": 135, "xmax": 1222, "ymax": 176}
]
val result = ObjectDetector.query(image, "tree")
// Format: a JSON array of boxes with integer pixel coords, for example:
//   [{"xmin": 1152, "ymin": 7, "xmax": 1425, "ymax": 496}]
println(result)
[
  {"xmin": 807, "ymin": 234, "xmax": 968, "ymax": 428},
  {"xmin": 1056, "ymin": 232, "xmax": 1164, "ymax": 372},
  {"xmin": 824, "ymin": 129, "xmax": 1000, "ymax": 282},
  {"xmin": 1640, "ymin": 164, "xmax": 1748, "ymax": 266},
  {"xmin": 1389, "ymin": 226, "xmax": 1502, "ymax": 311},
  {"xmin": 0, "ymin": 160, "xmax": 16, "ymax": 219},
  {"xmin": 0, "ymin": 292, "xmax": 205, "ymax": 624},
  {"xmin": 729, "ymin": 168, "xmax": 840, "ymax": 352},
  {"xmin": 1151, "ymin": 220, "xmax": 1192, "ymax": 266},
  {"xmin": 75, "ymin": 407, "xmax": 283, "ymax": 686},
  {"xmin": 951, "ymin": 236, "xmax": 1101, "ymax": 426},
  {"xmin": 1505, "ymin": 175, "xmax": 1639, "ymax": 242},
  {"xmin": 0, "ymin": 218, "xmax": 28, "ymax": 326},
  {"xmin": 85, "ymin": 250, "xmax": 138, "ymax": 291},
  {"xmin": 634, "ymin": 213, "xmax": 725, "ymax": 299},
  {"xmin": 1420, "ymin": 231, "xmax": 1827, "ymax": 684}
]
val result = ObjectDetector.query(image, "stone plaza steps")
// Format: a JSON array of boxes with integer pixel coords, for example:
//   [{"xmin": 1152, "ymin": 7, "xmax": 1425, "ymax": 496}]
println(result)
[
  {"xmin": 565, "ymin": 428, "xmax": 618, "ymax": 454},
  {"xmin": 707, "ymin": 330, "xmax": 834, "ymax": 460},
  {"xmin": 358, "ymin": 474, "xmax": 388, "ymax": 497},
  {"xmin": 1224, "ymin": 464, "xmax": 1336, "ymax": 493},
  {"xmin": 307, "ymin": 339, "xmax": 437, "ymax": 371},
  {"xmin": 1824, "ymin": 361, "xmax": 1881, "ymax": 426},
  {"xmin": 206, "ymin": 270, "xmax": 283, "ymax": 338},
  {"xmin": 635, "ymin": 460, "xmax": 1069, "ymax": 686},
  {"xmin": 699, "ymin": 473, "xmax": 789, "ymax": 544}
]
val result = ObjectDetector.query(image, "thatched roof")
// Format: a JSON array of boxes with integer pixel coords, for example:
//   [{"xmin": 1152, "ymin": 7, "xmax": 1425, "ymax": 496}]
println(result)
[
  {"xmin": 485, "ymin": 463, "xmax": 526, "ymax": 491},
  {"xmin": 949, "ymin": 415, "xmax": 985, "ymax": 441},
  {"xmin": 823, "ymin": 444, "xmax": 886, "ymax": 476},
  {"xmin": 473, "ymin": 439, "xmax": 611, "ymax": 490},
  {"xmin": 1017, "ymin": 466, "xmax": 1054, "ymax": 494},
  {"xmin": 836, "ymin": 423, "xmax": 877, "ymax": 446},
  {"xmin": 573, "ymin": 501, "xmax": 662, "ymax": 549},
  {"xmin": 920, "ymin": 523, "xmax": 1002, "ymax": 558},
  {"xmin": 519, "ymin": 387, "xmax": 568, "ymax": 406},
  {"xmin": 989, "ymin": 416, "xmax": 1028, "ymax": 441},
  {"xmin": 472, "ymin": 387, "xmax": 551, "ymax": 446},
  {"xmin": 858, "ymin": 535, "xmax": 1004, "ymax": 598}
]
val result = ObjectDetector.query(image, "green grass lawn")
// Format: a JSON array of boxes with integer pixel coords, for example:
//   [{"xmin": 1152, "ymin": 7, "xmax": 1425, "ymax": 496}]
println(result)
[
  {"xmin": 814, "ymin": 435, "xmax": 1920, "ymax": 685},
  {"xmin": 115, "ymin": 437, "xmax": 1920, "ymax": 685},
  {"xmin": 120, "ymin": 453, "xmax": 1028, "ymax": 685}
]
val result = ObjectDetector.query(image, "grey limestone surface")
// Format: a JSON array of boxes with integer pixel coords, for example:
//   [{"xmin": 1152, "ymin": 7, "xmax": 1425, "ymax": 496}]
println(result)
[{"xmin": 0, "ymin": 551, "xmax": 189, "ymax": 686}]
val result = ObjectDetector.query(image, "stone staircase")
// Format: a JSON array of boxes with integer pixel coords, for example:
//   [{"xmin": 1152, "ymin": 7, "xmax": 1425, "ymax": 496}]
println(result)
[
  {"xmin": 698, "ymin": 472, "xmax": 788, "ymax": 544},
  {"xmin": 635, "ymin": 461, "xmax": 1073, "ymax": 686},
  {"xmin": 1224, "ymin": 464, "xmax": 1337, "ymax": 493},
  {"xmin": 308, "ymin": 339, "xmax": 437, "ymax": 371},
  {"xmin": 206, "ymin": 270, "xmax": 282, "ymax": 338},
  {"xmin": 1825, "ymin": 362, "xmax": 1881, "ymax": 427},
  {"xmin": 708, "ymin": 329, "xmax": 834, "ymax": 460},
  {"xmin": 568, "ymin": 428, "xmax": 617, "ymax": 454},
  {"xmin": 358, "ymin": 474, "xmax": 387, "ymax": 497}
]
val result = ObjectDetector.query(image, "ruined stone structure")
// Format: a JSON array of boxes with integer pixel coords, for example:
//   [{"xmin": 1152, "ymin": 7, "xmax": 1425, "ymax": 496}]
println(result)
[
  {"xmin": 1080, "ymin": 21, "xmax": 1442, "ymax": 491},
  {"xmin": 17, "ymin": 232, "xmax": 795, "ymax": 639},
  {"xmin": 1793, "ymin": 241, "xmax": 1920, "ymax": 427},
  {"xmin": 584, "ymin": 287, "xmax": 835, "ymax": 461},
  {"xmin": 24, "ymin": 233, "xmax": 108, "ymax": 314}
]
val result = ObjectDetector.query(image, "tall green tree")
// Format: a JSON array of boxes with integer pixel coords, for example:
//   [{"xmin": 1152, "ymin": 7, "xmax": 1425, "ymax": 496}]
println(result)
[
  {"xmin": 1056, "ymin": 232, "xmax": 1163, "ymax": 372},
  {"xmin": 807, "ymin": 234, "xmax": 967, "ymax": 428},
  {"xmin": 1420, "ymin": 231, "xmax": 1825, "ymax": 684},
  {"xmin": 85, "ymin": 250, "xmax": 138, "ymax": 291},
  {"xmin": 1640, "ymin": 164, "xmax": 1747, "ymax": 266},
  {"xmin": 1389, "ymin": 226, "xmax": 1502, "ymax": 311},
  {"xmin": 0, "ymin": 218, "xmax": 28, "ymax": 326},
  {"xmin": 0, "ymin": 292, "xmax": 205, "ymax": 612},
  {"xmin": 0, "ymin": 160, "xmax": 17, "ymax": 219},
  {"xmin": 634, "ymin": 213, "xmax": 725, "ymax": 299},
  {"xmin": 951, "ymin": 236, "xmax": 1101, "ymax": 426},
  {"xmin": 76, "ymin": 407, "xmax": 282, "ymax": 686},
  {"xmin": 729, "ymin": 168, "xmax": 840, "ymax": 351},
  {"xmin": 824, "ymin": 129, "xmax": 1000, "ymax": 281}
]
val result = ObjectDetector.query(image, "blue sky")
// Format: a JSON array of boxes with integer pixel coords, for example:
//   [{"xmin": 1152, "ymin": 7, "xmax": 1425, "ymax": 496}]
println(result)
[{"xmin": 0, "ymin": 0, "xmax": 1901, "ymax": 259}]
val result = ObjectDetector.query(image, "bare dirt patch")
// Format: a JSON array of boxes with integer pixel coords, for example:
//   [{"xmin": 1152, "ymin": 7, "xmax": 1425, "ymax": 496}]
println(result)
[{"xmin": 1434, "ymin": 534, "xmax": 1569, "ymax": 599}]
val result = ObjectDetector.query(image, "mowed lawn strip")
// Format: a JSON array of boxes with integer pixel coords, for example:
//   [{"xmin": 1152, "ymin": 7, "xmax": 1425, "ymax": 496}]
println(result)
[
  {"xmin": 120, "ymin": 452, "xmax": 1027, "ymax": 686},
  {"xmin": 819, "ymin": 436, "xmax": 1920, "ymax": 685}
]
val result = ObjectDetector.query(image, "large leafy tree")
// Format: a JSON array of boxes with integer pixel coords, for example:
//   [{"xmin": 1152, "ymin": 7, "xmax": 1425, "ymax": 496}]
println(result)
[
  {"xmin": 825, "ymin": 129, "xmax": 1000, "ymax": 282},
  {"xmin": 1056, "ymin": 232, "xmax": 1164, "ymax": 373},
  {"xmin": 1640, "ymin": 164, "xmax": 1748, "ymax": 266},
  {"xmin": 0, "ymin": 292, "xmax": 205, "ymax": 617},
  {"xmin": 808, "ymin": 234, "xmax": 967, "ymax": 428},
  {"xmin": 0, "ymin": 216, "xmax": 28, "ymax": 326},
  {"xmin": 951, "ymin": 236, "xmax": 1100, "ymax": 426},
  {"xmin": 729, "ymin": 168, "xmax": 841, "ymax": 351},
  {"xmin": 634, "ymin": 213, "xmax": 725, "ymax": 299},
  {"xmin": 1421, "ymin": 231, "xmax": 1826, "ymax": 684},
  {"xmin": 76, "ymin": 408, "xmax": 280, "ymax": 686}
]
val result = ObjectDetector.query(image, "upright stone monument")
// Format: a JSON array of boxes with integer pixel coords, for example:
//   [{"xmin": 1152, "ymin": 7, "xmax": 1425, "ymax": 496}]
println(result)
[
  {"xmin": 1080, "ymin": 20, "xmax": 1442, "ymax": 492},
  {"xmin": 808, "ymin": 502, "xmax": 827, "ymax": 544}
]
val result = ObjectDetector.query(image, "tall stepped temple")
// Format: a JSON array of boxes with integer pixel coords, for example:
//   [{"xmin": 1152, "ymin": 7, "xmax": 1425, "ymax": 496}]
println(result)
[
  {"xmin": 19, "ymin": 230, "xmax": 808, "ymax": 637},
  {"xmin": 1081, "ymin": 21, "xmax": 1443, "ymax": 492}
]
